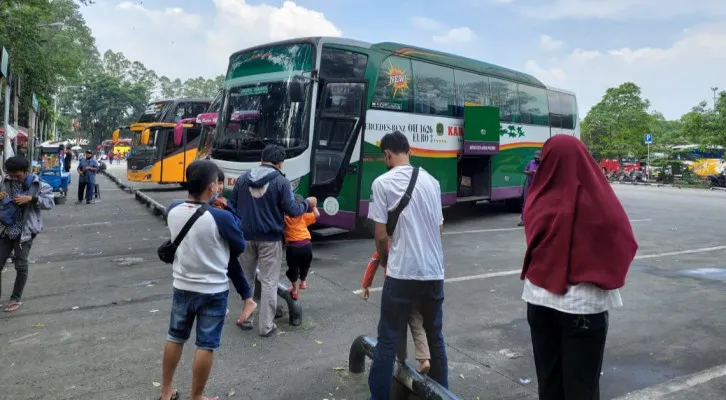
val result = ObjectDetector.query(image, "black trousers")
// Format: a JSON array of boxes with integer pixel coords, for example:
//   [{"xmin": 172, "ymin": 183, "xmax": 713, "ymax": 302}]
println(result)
[
  {"xmin": 0, "ymin": 236, "xmax": 34, "ymax": 301},
  {"xmin": 527, "ymin": 303, "xmax": 609, "ymax": 400},
  {"xmin": 285, "ymin": 244, "xmax": 312, "ymax": 283}
]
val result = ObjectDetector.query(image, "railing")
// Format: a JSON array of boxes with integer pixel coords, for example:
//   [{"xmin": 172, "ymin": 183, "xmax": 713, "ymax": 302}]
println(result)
[
  {"xmin": 348, "ymin": 334, "xmax": 460, "ymax": 400},
  {"xmin": 253, "ymin": 271, "xmax": 303, "ymax": 326}
]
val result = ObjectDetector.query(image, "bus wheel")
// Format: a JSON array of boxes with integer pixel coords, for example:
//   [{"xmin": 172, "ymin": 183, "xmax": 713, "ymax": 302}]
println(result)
[
  {"xmin": 505, "ymin": 198, "xmax": 522, "ymax": 213},
  {"xmin": 353, "ymin": 217, "xmax": 375, "ymax": 238}
]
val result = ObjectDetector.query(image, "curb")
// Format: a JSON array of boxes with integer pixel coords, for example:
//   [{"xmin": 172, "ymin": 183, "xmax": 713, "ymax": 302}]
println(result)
[
  {"xmin": 101, "ymin": 170, "xmax": 167, "ymax": 220},
  {"xmin": 610, "ymin": 181, "xmax": 682, "ymax": 188}
]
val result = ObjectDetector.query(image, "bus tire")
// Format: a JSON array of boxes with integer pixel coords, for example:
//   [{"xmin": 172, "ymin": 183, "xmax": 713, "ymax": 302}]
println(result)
[
  {"xmin": 354, "ymin": 217, "xmax": 375, "ymax": 238},
  {"xmin": 505, "ymin": 198, "xmax": 522, "ymax": 213}
]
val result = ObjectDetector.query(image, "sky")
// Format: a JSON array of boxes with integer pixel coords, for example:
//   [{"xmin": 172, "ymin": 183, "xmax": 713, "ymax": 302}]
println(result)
[{"xmin": 80, "ymin": 0, "xmax": 726, "ymax": 120}]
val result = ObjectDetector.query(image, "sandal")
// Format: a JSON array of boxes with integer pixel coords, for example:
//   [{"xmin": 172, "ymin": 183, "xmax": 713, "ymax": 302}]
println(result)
[
  {"xmin": 300, "ymin": 281, "xmax": 307, "ymax": 290},
  {"xmin": 4, "ymin": 301, "xmax": 21, "ymax": 312},
  {"xmin": 159, "ymin": 389, "xmax": 180, "ymax": 400}
]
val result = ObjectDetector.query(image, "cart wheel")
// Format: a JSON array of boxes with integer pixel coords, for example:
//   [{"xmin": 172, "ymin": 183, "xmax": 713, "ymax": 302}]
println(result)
[
  {"xmin": 95, "ymin": 184, "xmax": 100, "ymax": 199},
  {"xmin": 55, "ymin": 196, "xmax": 66, "ymax": 205}
]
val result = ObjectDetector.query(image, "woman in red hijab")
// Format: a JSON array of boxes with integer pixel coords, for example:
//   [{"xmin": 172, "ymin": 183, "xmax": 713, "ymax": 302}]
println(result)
[{"xmin": 521, "ymin": 134, "xmax": 638, "ymax": 400}]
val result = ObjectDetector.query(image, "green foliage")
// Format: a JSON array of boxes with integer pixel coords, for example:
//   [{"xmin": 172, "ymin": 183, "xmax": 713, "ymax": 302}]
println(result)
[
  {"xmin": 581, "ymin": 82, "xmax": 655, "ymax": 159},
  {"xmin": 584, "ymin": 83, "xmax": 725, "ymax": 160},
  {"xmin": 680, "ymin": 93, "xmax": 726, "ymax": 148}
]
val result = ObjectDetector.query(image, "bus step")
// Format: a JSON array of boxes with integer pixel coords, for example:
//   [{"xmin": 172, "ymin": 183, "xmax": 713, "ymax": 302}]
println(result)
[
  {"xmin": 456, "ymin": 195, "xmax": 491, "ymax": 203},
  {"xmin": 312, "ymin": 227, "xmax": 348, "ymax": 237}
]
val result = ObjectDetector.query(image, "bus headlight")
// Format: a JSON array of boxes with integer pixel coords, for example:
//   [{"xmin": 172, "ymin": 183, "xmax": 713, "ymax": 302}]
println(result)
[{"xmin": 290, "ymin": 177, "xmax": 301, "ymax": 192}]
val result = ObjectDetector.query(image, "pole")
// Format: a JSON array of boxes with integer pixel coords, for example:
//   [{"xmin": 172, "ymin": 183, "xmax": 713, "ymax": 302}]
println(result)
[
  {"xmin": 53, "ymin": 94, "xmax": 57, "ymax": 140},
  {"xmin": 647, "ymin": 143, "xmax": 650, "ymax": 181},
  {"xmin": 3, "ymin": 78, "xmax": 10, "ymax": 164}
]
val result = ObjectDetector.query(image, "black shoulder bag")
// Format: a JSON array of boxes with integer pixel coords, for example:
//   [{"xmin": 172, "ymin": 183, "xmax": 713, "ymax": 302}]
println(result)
[
  {"xmin": 158, "ymin": 203, "xmax": 210, "ymax": 264},
  {"xmin": 386, "ymin": 166, "xmax": 420, "ymax": 236}
]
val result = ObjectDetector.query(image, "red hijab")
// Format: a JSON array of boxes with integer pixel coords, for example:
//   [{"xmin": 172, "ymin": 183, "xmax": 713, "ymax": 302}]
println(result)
[{"xmin": 521, "ymin": 135, "xmax": 638, "ymax": 295}]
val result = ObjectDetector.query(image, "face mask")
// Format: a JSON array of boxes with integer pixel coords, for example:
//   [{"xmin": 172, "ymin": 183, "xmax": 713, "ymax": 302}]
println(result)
[{"xmin": 210, "ymin": 193, "xmax": 218, "ymax": 202}]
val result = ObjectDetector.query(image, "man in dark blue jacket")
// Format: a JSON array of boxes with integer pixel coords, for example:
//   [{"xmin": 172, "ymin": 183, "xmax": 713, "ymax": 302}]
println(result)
[{"xmin": 229, "ymin": 144, "xmax": 316, "ymax": 337}]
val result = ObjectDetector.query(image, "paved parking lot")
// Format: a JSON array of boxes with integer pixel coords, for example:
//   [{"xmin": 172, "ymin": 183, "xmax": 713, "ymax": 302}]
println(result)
[{"xmin": 1, "ymin": 164, "xmax": 726, "ymax": 399}]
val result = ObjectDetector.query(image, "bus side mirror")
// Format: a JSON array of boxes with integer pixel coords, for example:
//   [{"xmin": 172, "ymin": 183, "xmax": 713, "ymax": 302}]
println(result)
[
  {"xmin": 289, "ymin": 80, "xmax": 304, "ymax": 103},
  {"xmin": 141, "ymin": 129, "xmax": 150, "ymax": 145}
]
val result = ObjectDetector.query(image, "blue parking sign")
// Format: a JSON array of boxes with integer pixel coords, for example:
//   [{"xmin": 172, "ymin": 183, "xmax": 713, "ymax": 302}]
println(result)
[{"xmin": 644, "ymin": 134, "xmax": 653, "ymax": 144}]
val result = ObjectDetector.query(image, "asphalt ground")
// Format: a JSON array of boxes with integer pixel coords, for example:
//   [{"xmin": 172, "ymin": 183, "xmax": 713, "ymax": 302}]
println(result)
[{"xmin": 1, "ymin": 162, "xmax": 725, "ymax": 399}]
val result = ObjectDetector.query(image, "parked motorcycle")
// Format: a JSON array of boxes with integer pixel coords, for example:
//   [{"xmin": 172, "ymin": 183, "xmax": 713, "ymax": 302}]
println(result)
[{"xmin": 707, "ymin": 171, "xmax": 726, "ymax": 188}]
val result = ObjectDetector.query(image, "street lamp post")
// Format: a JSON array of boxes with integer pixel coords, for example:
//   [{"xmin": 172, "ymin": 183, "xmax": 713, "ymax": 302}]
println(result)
[{"xmin": 711, "ymin": 87, "xmax": 719, "ymax": 110}]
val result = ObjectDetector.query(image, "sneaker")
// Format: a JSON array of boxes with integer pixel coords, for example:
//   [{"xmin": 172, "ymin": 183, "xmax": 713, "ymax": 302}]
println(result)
[
  {"xmin": 86, "ymin": 200, "xmax": 95, "ymax": 204},
  {"xmin": 517, "ymin": 221, "xmax": 524, "ymax": 227},
  {"xmin": 260, "ymin": 325, "xmax": 279, "ymax": 338}
]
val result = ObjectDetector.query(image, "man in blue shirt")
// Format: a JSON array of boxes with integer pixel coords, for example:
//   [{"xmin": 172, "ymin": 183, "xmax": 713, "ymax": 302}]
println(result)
[
  {"xmin": 77, "ymin": 150, "xmax": 99, "ymax": 204},
  {"xmin": 229, "ymin": 144, "xmax": 316, "ymax": 337}
]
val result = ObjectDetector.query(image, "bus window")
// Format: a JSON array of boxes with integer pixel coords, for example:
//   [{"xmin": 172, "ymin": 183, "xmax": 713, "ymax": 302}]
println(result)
[
  {"xmin": 490, "ymin": 78, "xmax": 519, "ymax": 123},
  {"xmin": 320, "ymin": 47, "xmax": 368, "ymax": 79},
  {"xmin": 173, "ymin": 102, "xmax": 211, "ymax": 122},
  {"xmin": 518, "ymin": 84, "xmax": 549, "ymax": 126},
  {"xmin": 372, "ymin": 56, "xmax": 412, "ymax": 112},
  {"xmin": 548, "ymin": 90, "xmax": 562, "ymax": 128},
  {"xmin": 560, "ymin": 93, "xmax": 576, "ymax": 129},
  {"xmin": 412, "ymin": 60, "xmax": 455, "ymax": 117},
  {"xmin": 164, "ymin": 130, "xmax": 181, "ymax": 157},
  {"xmin": 453, "ymin": 69, "xmax": 491, "ymax": 118}
]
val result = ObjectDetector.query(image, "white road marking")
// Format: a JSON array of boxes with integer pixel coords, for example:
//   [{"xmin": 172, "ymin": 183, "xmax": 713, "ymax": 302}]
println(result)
[
  {"xmin": 633, "ymin": 245, "xmax": 726, "ymax": 260},
  {"xmin": 612, "ymin": 363, "xmax": 726, "ymax": 399},
  {"xmin": 352, "ymin": 244, "xmax": 726, "ymax": 294},
  {"xmin": 321, "ymin": 219, "xmax": 652, "ymax": 245}
]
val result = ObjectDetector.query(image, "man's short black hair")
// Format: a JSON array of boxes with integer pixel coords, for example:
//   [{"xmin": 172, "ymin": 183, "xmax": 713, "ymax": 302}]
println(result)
[
  {"xmin": 5, "ymin": 156, "xmax": 30, "ymax": 173},
  {"xmin": 261, "ymin": 144, "xmax": 286, "ymax": 165},
  {"xmin": 85, "ymin": 150, "xmax": 92, "ymax": 154},
  {"xmin": 185, "ymin": 160, "xmax": 220, "ymax": 197},
  {"xmin": 379, "ymin": 131, "xmax": 410, "ymax": 155},
  {"xmin": 217, "ymin": 168, "xmax": 225, "ymax": 183}
]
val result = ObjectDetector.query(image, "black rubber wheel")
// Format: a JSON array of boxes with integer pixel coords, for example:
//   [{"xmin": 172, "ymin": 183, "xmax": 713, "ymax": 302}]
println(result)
[{"xmin": 504, "ymin": 197, "xmax": 522, "ymax": 213}]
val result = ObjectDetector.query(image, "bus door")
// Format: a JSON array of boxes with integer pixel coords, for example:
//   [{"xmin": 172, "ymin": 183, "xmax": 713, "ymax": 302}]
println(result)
[
  {"xmin": 159, "ymin": 127, "xmax": 184, "ymax": 183},
  {"xmin": 309, "ymin": 80, "xmax": 367, "ymax": 216}
]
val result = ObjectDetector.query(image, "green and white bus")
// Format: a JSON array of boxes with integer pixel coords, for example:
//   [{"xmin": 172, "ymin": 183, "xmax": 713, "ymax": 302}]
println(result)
[{"xmin": 212, "ymin": 37, "xmax": 579, "ymax": 232}]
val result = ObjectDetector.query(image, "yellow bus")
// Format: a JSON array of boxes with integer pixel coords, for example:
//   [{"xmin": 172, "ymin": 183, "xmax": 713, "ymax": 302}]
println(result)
[{"xmin": 126, "ymin": 98, "xmax": 212, "ymax": 184}]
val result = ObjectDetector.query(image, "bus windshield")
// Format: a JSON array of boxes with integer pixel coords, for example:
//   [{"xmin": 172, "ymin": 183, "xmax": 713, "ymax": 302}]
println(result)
[
  {"xmin": 131, "ymin": 129, "xmax": 160, "ymax": 158},
  {"xmin": 137, "ymin": 101, "xmax": 173, "ymax": 123},
  {"xmin": 212, "ymin": 81, "xmax": 310, "ymax": 161}
]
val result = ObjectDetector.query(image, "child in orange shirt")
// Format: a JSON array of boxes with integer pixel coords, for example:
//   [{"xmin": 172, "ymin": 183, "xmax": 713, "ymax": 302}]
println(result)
[
  {"xmin": 284, "ymin": 195, "xmax": 319, "ymax": 300},
  {"xmin": 360, "ymin": 244, "xmax": 431, "ymax": 374}
]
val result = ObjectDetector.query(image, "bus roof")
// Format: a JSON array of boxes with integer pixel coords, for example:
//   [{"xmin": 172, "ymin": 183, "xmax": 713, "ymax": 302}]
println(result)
[
  {"xmin": 229, "ymin": 37, "xmax": 546, "ymax": 88},
  {"xmin": 149, "ymin": 97, "xmax": 212, "ymax": 104}
]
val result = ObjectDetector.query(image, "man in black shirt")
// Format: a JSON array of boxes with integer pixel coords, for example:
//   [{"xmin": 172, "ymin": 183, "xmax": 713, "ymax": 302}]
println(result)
[{"xmin": 63, "ymin": 148, "xmax": 73, "ymax": 173}]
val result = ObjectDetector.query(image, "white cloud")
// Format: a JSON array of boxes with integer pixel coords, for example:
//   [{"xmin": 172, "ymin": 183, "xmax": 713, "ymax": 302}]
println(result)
[
  {"xmin": 433, "ymin": 27, "xmax": 477, "ymax": 44},
  {"xmin": 409, "ymin": 16, "xmax": 447, "ymax": 32},
  {"xmin": 83, "ymin": 1, "xmax": 341, "ymax": 80},
  {"xmin": 539, "ymin": 34, "xmax": 565, "ymax": 51},
  {"xmin": 518, "ymin": 0, "xmax": 726, "ymax": 20},
  {"xmin": 525, "ymin": 23, "xmax": 726, "ymax": 119},
  {"xmin": 409, "ymin": 16, "xmax": 476, "ymax": 45}
]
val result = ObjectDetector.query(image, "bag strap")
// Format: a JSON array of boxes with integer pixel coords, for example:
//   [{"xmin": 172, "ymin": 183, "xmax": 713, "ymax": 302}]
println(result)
[
  {"xmin": 391, "ymin": 166, "xmax": 419, "ymax": 217},
  {"xmin": 172, "ymin": 203, "xmax": 210, "ymax": 247}
]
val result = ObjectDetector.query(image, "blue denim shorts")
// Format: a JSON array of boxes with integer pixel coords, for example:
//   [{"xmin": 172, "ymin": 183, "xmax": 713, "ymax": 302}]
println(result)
[{"xmin": 167, "ymin": 288, "xmax": 229, "ymax": 350}]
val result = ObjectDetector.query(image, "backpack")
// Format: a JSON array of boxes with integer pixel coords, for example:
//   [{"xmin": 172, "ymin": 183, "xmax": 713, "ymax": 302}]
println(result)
[{"xmin": 0, "ymin": 175, "xmax": 39, "ymax": 227}]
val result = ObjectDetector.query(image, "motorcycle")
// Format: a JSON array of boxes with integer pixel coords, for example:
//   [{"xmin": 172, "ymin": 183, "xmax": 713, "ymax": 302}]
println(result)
[{"xmin": 707, "ymin": 172, "xmax": 726, "ymax": 188}]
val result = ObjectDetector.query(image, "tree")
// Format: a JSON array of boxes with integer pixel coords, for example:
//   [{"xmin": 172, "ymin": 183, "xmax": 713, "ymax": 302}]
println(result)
[
  {"xmin": 681, "ymin": 92, "xmax": 726, "ymax": 148},
  {"xmin": 581, "ymin": 82, "xmax": 655, "ymax": 159},
  {"xmin": 0, "ymin": 0, "xmax": 97, "ymax": 131}
]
